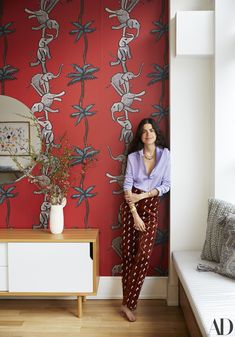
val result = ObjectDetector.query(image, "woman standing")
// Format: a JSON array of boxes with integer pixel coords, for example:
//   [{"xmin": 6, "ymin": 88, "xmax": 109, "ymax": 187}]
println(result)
[{"xmin": 121, "ymin": 118, "xmax": 170, "ymax": 322}]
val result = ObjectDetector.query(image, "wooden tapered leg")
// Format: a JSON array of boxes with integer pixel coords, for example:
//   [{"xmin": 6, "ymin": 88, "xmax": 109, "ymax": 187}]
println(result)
[
  {"xmin": 82, "ymin": 296, "xmax": 86, "ymax": 302},
  {"xmin": 77, "ymin": 296, "xmax": 82, "ymax": 318}
]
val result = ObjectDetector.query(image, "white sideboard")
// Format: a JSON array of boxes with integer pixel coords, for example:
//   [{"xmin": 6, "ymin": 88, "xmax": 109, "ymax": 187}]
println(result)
[{"xmin": 0, "ymin": 229, "xmax": 99, "ymax": 317}]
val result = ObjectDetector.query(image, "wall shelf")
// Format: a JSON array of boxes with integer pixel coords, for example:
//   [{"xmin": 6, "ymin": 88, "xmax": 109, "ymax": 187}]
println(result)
[{"xmin": 176, "ymin": 11, "xmax": 214, "ymax": 56}]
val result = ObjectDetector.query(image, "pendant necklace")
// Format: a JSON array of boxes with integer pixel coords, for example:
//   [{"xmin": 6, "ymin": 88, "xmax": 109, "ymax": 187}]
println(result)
[{"xmin": 144, "ymin": 152, "xmax": 155, "ymax": 160}]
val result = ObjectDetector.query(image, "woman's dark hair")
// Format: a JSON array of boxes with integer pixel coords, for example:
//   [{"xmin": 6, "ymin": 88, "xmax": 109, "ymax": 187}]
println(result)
[{"xmin": 128, "ymin": 118, "xmax": 166, "ymax": 154}]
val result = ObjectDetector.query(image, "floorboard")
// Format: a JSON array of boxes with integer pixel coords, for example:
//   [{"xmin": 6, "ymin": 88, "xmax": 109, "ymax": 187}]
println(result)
[{"xmin": 0, "ymin": 299, "xmax": 190, "ymax": 337}]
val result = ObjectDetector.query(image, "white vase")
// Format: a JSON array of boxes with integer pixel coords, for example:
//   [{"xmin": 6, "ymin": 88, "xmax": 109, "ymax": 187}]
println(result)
[{"xmin": 49, "ymin": 198, "xmax": 67, "ymax": 234}]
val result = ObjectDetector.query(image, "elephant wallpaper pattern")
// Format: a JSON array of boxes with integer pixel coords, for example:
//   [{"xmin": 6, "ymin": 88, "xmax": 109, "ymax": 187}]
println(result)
[{"xmin": 0, "ymin": 0, "xmax": 169, "ymax": 276}]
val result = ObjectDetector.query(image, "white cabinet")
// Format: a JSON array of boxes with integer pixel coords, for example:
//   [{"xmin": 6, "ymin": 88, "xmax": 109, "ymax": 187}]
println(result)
[
  {"xmin": 0, "ymin": 243, "xmax": 7, "ymax": 266},
  {"xmin": 0, "ymin": 267, "xmax": 8, "ymax": 291},
  {"xmin": 0, "ymin": 243, "xmax": 8, "ymax": 291},
  {"xmin": 0, "ymin": 229, "xmax": 99, "ymax": 317},
  {"xmin": 8, "ymin": 243, "xmax": 93, "ymax": 293}
]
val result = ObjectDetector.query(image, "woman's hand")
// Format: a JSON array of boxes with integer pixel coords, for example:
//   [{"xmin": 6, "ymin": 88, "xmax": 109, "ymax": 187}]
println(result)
[
  {"xmin": 132, "ymin": 213, "xmax": 146, "ymax": 232},
  {"xmin": 125, "ymin": 192, "xmax": 142, "ymax": 204}
]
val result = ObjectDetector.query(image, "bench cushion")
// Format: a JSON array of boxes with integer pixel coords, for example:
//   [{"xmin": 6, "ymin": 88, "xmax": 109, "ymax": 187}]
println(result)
[{"xmin": 173, "ymin": 251, "xmax": 235, "ymax": 337}]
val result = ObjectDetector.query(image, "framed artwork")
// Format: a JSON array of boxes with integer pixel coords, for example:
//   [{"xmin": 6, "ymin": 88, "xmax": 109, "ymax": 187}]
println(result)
[
  {"xmin": 0, "ymin": 121, "xmax": 30, "ymax": 172},
  {"xmin": 0, "ymin": 121, "xmax": 30, "ymax": 156}
]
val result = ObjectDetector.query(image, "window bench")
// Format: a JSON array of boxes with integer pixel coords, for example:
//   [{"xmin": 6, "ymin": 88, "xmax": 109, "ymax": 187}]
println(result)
[{"xmin": 173, "ymin": 251, "xmax": 235, "ymax": 337}]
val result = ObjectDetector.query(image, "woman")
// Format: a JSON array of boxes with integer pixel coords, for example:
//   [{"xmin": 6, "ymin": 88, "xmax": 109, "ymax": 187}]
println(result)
[{"xmin": 121, "ymin": 118, "xmax": 170, "ymax": 322}]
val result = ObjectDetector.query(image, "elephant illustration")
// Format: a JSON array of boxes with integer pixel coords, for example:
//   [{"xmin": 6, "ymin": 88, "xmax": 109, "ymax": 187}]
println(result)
[
  {"xmin": 33, "ymin": 200, "xmax": 51, "ymax": 229},
  {"xmin": 31, "ymin": 91, "xmax": 65, "ymax": 119},
  {"xmin": 35, "ymin": 153, "xmax": 59, "ymax": 176},
  {"xmin": 112, "ymin": 264, "xmax": 122, "ymax": 276},
  {"xmin": 25, "ymin": 0, "xmax": 60, "ymax": 38},
  {"xmin": 37, "ymin": 118, "xmax": 60, "ymax": 153},
  {"xmin": 30, "ymin": 34, "xmax": 54, "ymax": 73},
  {"xmin": 105, "ymin": 0, "xmax": 140, "ymax": 37},
  {"xmin": 112, "ymin": 236, "xmax": 122, "ymax": 258},
  {"xmin": 111, "ymin": 90, "xmax": 145, "ymax": 120},
  {"xmin": 106, "ymin": 172, "xmax": 124, "ymax": 194},
  {"xmin": 116, "ymin": 116, "xmax": 133, "ymax": 145},
  {"xmin": 110, "ymin": 34, "xmax": 135, "ymax": 73},
  {"xmin": 111, "ymin": 209, "xmax": 123, "ymax": 230},
  {"xmin": 111, "ymin": 63, "xmax": 144, "ymax": 95},
  {"xmin": 31, "ymin": 64, "xmax": 63, "ymax": 95},
  {"xmin": 107, "ymin": 145, "xmax": 127, "ymax": 174},
  {"xmin": 29, "ymin": 174, "xmax": 51, "ymax": 190},
  {"xmin": 121, "ymin": 91, "xmax": 145, "ymax": 107}
]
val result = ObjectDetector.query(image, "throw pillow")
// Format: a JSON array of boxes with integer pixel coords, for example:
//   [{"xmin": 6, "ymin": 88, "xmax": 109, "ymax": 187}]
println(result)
[
  {"xmin": 215, "ymin": 213, "xmax": 235, "ymax": 279},
  {"xmin": 197, "ymin": 213, "xmax": 235, "ymax": 279},
  {"xmin": 201, "ymin": 198, "xmax": 235, "ymax": 262}
]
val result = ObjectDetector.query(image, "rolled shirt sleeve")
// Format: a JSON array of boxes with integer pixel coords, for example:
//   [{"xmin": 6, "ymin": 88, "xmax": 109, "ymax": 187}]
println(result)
[
  {"xmin": 123, "ymin": 155, "xmax": 134, "ymax": 191},
  {"xmin": 156, "ymin": 148, "xmax": 170, "ymax": 197}
]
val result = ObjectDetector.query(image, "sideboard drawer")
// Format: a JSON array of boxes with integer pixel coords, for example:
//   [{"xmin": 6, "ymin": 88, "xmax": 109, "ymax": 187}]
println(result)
[
  {"xmin": 0, "ymin": 243, "xmax": 7, "ymax": 266},
  {"xmin": 0, "ymin": 229, "xmax": 99, "ymax": 318},
  {"xmin": 0, "ymin": 266, "xmax": 8, "ymax": 291},
  {"xmin": 8, "ymin": 242, "xmax": 93, "ymax": 293}
]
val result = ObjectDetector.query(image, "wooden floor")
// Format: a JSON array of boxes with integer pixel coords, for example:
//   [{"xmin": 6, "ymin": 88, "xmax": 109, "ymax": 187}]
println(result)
[{"xmin": 0, "ymin": 299, "xmax": 190, "ymax": 337}]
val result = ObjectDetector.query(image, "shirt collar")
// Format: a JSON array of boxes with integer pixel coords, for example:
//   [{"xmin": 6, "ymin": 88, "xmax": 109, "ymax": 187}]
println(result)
[
  {"xmin": 139, "ymin": 149, "xmax": 144, "ymax": 156},
  {"xmin": 138, "ymin": 147, "xmax": 158, "ymax": 156}
]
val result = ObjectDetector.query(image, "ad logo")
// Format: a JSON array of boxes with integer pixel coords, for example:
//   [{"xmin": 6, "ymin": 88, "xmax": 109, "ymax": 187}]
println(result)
[{"xmin": 209, "ymin": 318, "xmax": 234, "ymax": 336}]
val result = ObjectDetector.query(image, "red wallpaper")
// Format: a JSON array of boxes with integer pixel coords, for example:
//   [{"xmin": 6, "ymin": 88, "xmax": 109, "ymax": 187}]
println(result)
[{"xmin": 0, "ymin": 0, "xmax": 169, "ymax": 276}]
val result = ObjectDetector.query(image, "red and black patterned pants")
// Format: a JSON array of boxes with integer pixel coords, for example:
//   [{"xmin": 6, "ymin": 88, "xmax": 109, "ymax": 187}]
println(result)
[{"xmin": 121, "ymin": 187, "xmax": 159, "ymax": 311}]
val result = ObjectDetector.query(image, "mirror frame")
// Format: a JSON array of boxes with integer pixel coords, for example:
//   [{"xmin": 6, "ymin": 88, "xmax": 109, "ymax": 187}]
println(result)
[{"xmin": 0, "ymin": 95, "xmax": 41, "ymax": 185}]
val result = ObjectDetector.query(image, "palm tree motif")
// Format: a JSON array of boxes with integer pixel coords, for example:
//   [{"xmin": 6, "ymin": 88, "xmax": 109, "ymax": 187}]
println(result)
[
  {"xmin": 154, "ymin": 227, "xmax": 169, "ymax": 276},
  {"xmin": 0, "ymin": 21, "xmax": 18, "ymax": 94},
  {"xmin": 151, "ymin": 21, "xmax": 168, "ymax": 41},
  {"xmin": 155, "ymin": 227, "xmax": 169, "ymax": 246},
  {"xmin": 0, "ymin": 22, "xmax": 15, "ymax": 37},
  {"xmin": 70, "ymin": 21, "xmax": 96, "ymax": 64},
  {"xmin": 147, "ymin": 64, "xmax": 169, "ymax": 85},
  {"xmin": 71, "ymin": 185, "xmax": 96, "ymax": 226},
  {"xmin": 0, "ymin": 64, "xmax": 18, "ymax": 81},
  {"xmin": 68, "ymin": 64, "xmax": 99, "ymax": 145},
  {"xmin": 154, "ymin": 265, "xmax": 168, "ymax": 276},
  {"xmin": 147, "ymin": 64, "xmax": 169, "ymax": 105},
  {"xmin": 68, "ymin": 64, "xmax": 99, "ymax": 85},
  {"xmin": 151, "ymin": 20, "xmax": 168, "ymax": 64},
  {"xmin": 71, "ymin": 146, "xmax": 99, "ymax": 166},
  {"xmin": 71, "ymin": 104, "xmax": 95, "ymax": 125},
  {"xmin": 70, "ymin": 21, "xmax": 95, "ymax": 41},
  {"xmin": 0, "ymin": 186, "xmax": 18, "ymax": 228},
  {"xmin": 68, "ymin": 1, "xmax": 99, "ymax": 228},
  {"xmin": 151, "ymin": 104, "xmax": 169, "ymax": 123},
  {"xmin": 112, "ymin": 235, "xmax": 122, "ymax": 258},
  {"xmin": 147, "ymin": 1, "xmax": 169, "ymax": 276},
  {"xmin": 71, "ymin": 146, "xmax": 99, "ymax": 203},
  {"xmin": 69, "ymin": 0, "xmax": 96, "ymax": 64}
]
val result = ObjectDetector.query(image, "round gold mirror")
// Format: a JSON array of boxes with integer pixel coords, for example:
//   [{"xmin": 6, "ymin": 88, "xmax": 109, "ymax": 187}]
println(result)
[{"xmin": 0, "ymin": 95, "xmax": 41, "ymax": 185}]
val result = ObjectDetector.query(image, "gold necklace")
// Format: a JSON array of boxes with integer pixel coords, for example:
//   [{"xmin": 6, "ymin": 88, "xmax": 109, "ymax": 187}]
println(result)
[{"xmin": 144, "ymin": 152, "xmax": 155, "ymax": 160}]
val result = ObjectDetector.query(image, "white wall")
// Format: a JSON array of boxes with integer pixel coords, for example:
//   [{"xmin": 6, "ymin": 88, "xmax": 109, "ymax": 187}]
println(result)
[
  {"xmin": 168, "ymin": 0, "xmax": 214, "ymax": 305},
  {"xmin": 214, "ymin": 0, "xmax": 235, "ymax": 204}
]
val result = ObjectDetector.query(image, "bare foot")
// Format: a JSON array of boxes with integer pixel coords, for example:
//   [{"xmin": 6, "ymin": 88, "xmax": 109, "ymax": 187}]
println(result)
[{"xmin": 120, "ymin": 305, "xmax": 136, "ymax": 322}]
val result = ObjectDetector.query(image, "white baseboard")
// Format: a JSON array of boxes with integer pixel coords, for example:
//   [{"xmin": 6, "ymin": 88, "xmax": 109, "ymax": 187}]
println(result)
[
  {"xmin": 167, "ymin": 284, "xmax": 179, "ymax": 306},
  {"xmin": 89, "ymin": 276, "xmax": 168, "ymax": 299}
]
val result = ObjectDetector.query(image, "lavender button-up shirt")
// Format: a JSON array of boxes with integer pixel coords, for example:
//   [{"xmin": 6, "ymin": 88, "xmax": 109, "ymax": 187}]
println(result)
[{"xmin": 123, "ymin": 147, "xmax": 170, "ymax": 196}]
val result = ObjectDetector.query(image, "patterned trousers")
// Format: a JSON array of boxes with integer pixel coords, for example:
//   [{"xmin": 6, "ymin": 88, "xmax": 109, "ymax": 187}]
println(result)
[{"xmin": 121, "ymin": 187, "xmax": 159, "ymax": 311}]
